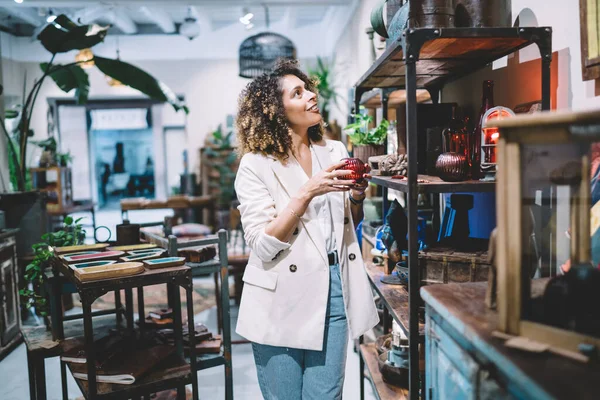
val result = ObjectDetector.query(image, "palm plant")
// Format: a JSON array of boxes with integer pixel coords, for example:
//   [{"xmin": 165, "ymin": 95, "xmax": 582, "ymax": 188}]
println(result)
[
  {"xmin": 307, "ymin": 56, "xmax": 341, "ymax": 123},
  {"xmin": 1, "ymin": 14, "xmax": 188, "ymax": 192}
]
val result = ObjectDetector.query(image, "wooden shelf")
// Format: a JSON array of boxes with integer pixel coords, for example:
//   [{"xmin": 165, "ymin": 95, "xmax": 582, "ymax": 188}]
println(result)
[
  {"xmin": 365, "ymin": 262, "xmax": 425, "ymax": 338},
  {"xmin": 22, "ymin": 314, "xmax": 125, "ymax": 357},
  {"xmin": 70, "ymin": 353, "xmax": 192, "ymax": 399},
  {"xmin": 371, "ymin": 175, "xmax": 495, "ymax": 194},
  {"xmin": 360, "ymin": 89, "xmax": 431, "ymax": 109},
  {"xmin": 356, "ymin": 27, "xmax": 550, "ymax": 89},
  {"xmin": 360, "ymin": 343, "xmax": 409, "ymax": 400}
]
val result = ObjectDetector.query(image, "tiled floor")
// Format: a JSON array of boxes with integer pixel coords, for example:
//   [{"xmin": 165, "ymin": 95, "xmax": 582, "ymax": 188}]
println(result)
[{"xmin": 1, "ymin": 208, "xmax": 378, "ymax": 399}]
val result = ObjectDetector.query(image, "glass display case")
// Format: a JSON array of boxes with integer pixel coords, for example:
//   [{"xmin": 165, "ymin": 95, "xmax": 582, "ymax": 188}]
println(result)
[{"xmin": 493, "ymin": 109, "xmax": 600, "ymax": 356}]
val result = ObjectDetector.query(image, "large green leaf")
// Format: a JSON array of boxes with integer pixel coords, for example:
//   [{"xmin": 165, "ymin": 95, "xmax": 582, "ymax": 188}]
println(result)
[
  {"xmin": 94, "ymin": 56, "xmax": 188, "ymax": 114},
  {"xmin": 37, "ymin": 14, "xmax": 108, "ymax": 54},
  {"xmin": 41, "ymin": 63, "xmax": 90, "ymax": 104}
]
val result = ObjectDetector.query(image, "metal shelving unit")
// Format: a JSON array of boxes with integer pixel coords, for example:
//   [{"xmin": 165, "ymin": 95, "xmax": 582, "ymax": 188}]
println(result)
[{"xmin": 354, "ymin": 26, "xmax": 552, "ymax": 400}]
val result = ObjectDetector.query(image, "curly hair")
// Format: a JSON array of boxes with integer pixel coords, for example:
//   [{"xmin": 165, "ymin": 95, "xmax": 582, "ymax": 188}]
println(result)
[{"xmin": 236, "ymin": 59, "xmax": 324, "ymax": 162}]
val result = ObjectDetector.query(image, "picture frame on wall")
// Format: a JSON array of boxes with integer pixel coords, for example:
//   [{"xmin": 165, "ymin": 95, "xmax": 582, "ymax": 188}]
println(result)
[{"xmin": 580, "ymin": 0, "xmax": 600, "ymax": 80}]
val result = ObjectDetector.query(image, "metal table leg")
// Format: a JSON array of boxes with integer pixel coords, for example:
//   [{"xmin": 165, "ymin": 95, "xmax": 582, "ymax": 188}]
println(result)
[
  {"xmin": 125, "ymin": 288, "xmax": 134, "ymax": 332},
  {"xmin": 137, "ymin": 286, "xmax": 145, "ymax": 333},
  {"xmin": 114, "ymin": 290, "xmax": 122, "ymax": 324},
  {"xmin": 186, "ymin": 278, "xmax": 199, "ymax": 400},
  {"xmin": 34, "ymin": 351, "xmax": 47, "ymax": 400},
  {"xmin": 359, "ymin": 335, "xmax": 365, "ymax": 400},
  {"xmin": 27, "ymin": 350, "xmax": 37, "ymax": 400},
  {"xmin": 60, "ymin": 360, "xmax": 68, "ymax": 400},
  {"xmin": 82, "ymin": 299, "xmax": 97, "ymax": 399},
  {"xmin": 214, "ymin": 271, "xmax": 222, "ymax": 334}
]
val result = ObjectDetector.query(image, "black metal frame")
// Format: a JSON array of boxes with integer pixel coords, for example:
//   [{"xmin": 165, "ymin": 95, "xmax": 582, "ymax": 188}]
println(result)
[{"xmin": 354, "ymin": 27, "xmax": 553, "ymax": 400}]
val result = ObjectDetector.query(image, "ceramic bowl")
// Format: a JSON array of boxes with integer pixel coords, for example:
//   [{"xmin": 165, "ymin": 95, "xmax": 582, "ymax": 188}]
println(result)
[{"xmin": 395, "ymin": 261, "xmax": 409, "ymax": 285}]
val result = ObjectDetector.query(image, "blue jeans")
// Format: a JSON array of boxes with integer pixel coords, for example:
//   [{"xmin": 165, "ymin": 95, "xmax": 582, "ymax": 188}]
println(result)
[{"xmin": 252, "ymin": 263, "xmax": 348, "ymax": 399}]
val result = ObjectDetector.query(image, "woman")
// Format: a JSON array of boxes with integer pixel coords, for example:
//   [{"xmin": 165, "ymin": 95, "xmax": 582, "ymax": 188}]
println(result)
[{"xmin": 235, "ymin": 59, "xmax": 379, "ymax": 399}]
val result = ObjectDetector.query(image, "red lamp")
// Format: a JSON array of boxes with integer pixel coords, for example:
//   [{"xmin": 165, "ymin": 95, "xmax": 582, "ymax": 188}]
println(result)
[{"xmin": 481, "ymin": 106, "xmax": 515, "ymax": 177}]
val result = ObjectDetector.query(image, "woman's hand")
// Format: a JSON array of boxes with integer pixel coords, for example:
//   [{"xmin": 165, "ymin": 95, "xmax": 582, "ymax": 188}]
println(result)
[
  {"xmin": 351, "ymin": 164, "xmax": 372, "ymax": 201},
  {"xmin": 297, "ymin": 160, "xmax": 355, "ymax": 202}
]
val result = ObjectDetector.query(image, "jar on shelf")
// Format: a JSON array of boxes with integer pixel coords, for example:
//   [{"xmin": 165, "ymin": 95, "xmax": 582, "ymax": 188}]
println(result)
[{"xmin": 442, "ymin": 109, "xmax": 470, "ymax": 162}]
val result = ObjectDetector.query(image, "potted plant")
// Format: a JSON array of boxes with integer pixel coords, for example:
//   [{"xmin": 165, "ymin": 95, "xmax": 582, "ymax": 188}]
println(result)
[
  {"xmin": 203, "ymin": 125, "xmax": 238, "ymax": 230},
  {"xmin": 307, "ymin": 57, "xmax": 342, "ymax": 124},
  {"xmin": 345, "ymin": 111, "xmax": 389, "ymax": 163},
  {"xmin": 57, "ymin": 151, "xmax": 73, "ymax": 168},
  {"xmin": 20, "ymin": 216, "xmax": 85, "ymax": 320},
  {"xmin": 0, "ymin": 14, "xmax": 188, "ymax": 259}
]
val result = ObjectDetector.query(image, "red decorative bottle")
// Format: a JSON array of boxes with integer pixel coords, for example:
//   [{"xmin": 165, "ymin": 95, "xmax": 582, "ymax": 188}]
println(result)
[
  {"xmin": 442, "ymin": 108, "xmax": 470, "ymax": 162},
  {"xmin": 471, "ymin": 80, "xmax": 495, "ymax": 179}
]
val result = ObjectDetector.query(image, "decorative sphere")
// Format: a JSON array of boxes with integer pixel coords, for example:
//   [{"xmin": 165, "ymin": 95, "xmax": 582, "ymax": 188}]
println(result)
[
  {"xmin": 338, "ymin": 158, "xmax": 367, "ymax": 183},
  {"xmin": 435, "ymin": 152, "xmax": 468, "ymax": 182}
]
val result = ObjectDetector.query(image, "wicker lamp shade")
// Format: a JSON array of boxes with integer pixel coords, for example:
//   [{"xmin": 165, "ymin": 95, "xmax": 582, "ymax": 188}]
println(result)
[{"xmin": 238, "ymin": 32, "xmax": 296, "ymax": 78}]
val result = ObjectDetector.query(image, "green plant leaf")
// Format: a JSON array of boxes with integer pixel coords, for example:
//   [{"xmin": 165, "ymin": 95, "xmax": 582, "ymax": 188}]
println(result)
[
  {"xmin": 38, "ymin": 15, "xmax": 108, "ymax": 54},
  {"xmin": 64, "ymin": 216, "xmax": 73, "ymax": 225},
  {"xmin": 93, "ymin": 56, "xmax": 188, "ymax": 114},
  {"xmin": 5, "ymin": 109, "xmax": 18, "ymax": 119},
  {"xmin": 42, "ymin": 62, "xmax": 90, "ymax": 104}
]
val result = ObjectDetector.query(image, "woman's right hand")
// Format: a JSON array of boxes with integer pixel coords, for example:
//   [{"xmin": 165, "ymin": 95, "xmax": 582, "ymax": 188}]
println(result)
[{"xmin": 297, "ymin": 160, "xmax": 356, "ymax": 202}]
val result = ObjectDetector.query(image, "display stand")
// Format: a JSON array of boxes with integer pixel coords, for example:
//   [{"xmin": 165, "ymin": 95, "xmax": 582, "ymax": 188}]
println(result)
[
  {"xmin": 50, "ymin": 256, "xmax": 198, "ymax": 400},
  {"xmin": 142, "ymin": 229, "xmax": 234, "ymax": 400},
  {"xmin": 354, "ymin": 27, "xmax": 552, "ymax": 400}
]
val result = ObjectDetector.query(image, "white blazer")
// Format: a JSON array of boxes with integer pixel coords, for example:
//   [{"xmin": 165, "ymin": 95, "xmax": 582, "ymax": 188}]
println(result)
[{"xmin": 234, "ymin": 139, "xmax": 379, "ymax": 351}]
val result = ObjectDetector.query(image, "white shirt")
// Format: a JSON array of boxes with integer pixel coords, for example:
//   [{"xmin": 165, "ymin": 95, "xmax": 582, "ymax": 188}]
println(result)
[
  {"xmin": 254, "ymin": 146, "xmax": 337, "ymax": 261},
  {"xmin": 310, "ymin": 145, "xmax": 337, "ymax": 254}
]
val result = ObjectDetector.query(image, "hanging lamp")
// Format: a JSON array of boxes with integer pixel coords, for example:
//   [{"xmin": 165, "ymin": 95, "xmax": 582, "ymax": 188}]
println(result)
[{"xmin": 238, "ymin": 6, "xmax": 296, "ymax": 78}]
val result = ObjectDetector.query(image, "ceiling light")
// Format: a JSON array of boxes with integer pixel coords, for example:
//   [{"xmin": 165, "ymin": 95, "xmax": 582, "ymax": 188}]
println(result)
[
  {"xmin": 14, "ymin": 0, "xmax": 24, "ymax": 4},
  {"xmin": 239, "ymin": 8, "xmax": 253, "ymax": 25},
  {"xmin": 179, "ymin": 7, "xmax": 200, "ymax": 40},
  {"xmin": 46, "ymin": 10, "xmax": 56, "ymax": 23},
  {"xmin": 239, "ymin": 13, "xmax": 254, "ymax": 25}
]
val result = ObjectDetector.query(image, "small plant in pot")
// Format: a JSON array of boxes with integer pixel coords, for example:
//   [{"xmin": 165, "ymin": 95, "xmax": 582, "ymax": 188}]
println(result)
[
  {"xmin": 20, "ymin": 216, "xmax": 85, "ymax": 319},
  {"xmin": 345, "ymin": 111, "xmax": 389, "ymax": 163}
]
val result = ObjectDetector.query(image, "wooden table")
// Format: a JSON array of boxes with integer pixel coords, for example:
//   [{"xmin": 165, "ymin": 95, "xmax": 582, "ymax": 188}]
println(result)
[{"xmin": 45, "ymin": 258, "xmax": 199, "ymax": 400}]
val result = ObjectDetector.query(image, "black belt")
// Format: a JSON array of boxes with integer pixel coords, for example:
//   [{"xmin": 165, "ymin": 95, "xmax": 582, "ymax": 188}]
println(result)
[{"xmin": 328, "ymin": 250, "xmax": 339, "ymax": 265}]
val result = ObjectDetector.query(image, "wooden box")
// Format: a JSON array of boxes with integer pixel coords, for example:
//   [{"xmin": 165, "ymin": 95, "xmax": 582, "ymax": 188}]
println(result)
[
  {"xmin": 419, "ymin": 246, "xmax": 490, "ymax": 285},
  {"xmin": 492, "ymin": 109, "xmax": 600, "ymax": 355},
  {"xmin": 30, "ymin": 167, "xmax": 73, "ymax": 212}
]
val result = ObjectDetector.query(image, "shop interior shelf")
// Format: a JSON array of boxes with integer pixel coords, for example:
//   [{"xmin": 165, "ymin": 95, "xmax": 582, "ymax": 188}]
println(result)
[
  {"xmin": 360, "ymin": 342, "xmax": 409, "ymax": 400},
  {"xmin": 365, "ymin": 262, "xmax": 425, "ymax": 339},
  {"xmin": 69, "ymin": 353, "xmax": 191, "ymax": 399},
  {"xmin": 359, "ymin": 88, "xmax": 431, "ymax": 109},
  {"xmin": 356, "ymin": 27, "xmax": 549, "ymax": 90},
  {"xmin": 371, "ymin": 175, "xmax": 496, "ymax": 194}
]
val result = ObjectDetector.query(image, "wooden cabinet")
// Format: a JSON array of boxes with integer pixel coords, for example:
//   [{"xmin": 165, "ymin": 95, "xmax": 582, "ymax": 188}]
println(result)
[
  {"xmin": 0, "ymin": 229, "xmax": 22, "ymax": 360},
  {"xmin": 422, "ymin": 282, "xmax": 600, "ymax": 400},
  {"xmin": 426, "ymin": 316, "xmax": 479, "ymax": 400}
]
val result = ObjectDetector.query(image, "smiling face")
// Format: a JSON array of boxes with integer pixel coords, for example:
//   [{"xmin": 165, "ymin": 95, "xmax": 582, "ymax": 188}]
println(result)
[{"xmin": 280, "ymin": 74, "xmax": 322, "ymax": 131}]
